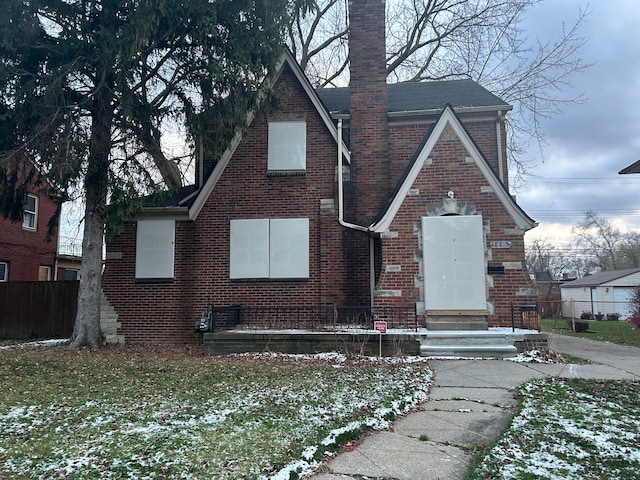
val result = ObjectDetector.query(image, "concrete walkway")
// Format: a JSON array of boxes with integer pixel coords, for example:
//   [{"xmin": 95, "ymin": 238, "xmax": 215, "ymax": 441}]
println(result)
[{"xmin": 309, "ymin": 335, "xmax": 640, "ymax": 480}]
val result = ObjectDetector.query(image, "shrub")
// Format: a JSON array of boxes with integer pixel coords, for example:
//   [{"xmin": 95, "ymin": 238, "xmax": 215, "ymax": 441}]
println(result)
[
  {"xmin": 629, "ymin": 287, "xmax": 640, "ymax": 320},
  {"xmin": 629, "ymin": 316, "xmax": 640, "ymax": 328},
  {"xmin": 581, "ymin": 311, "xmax": 593, "ymax": 320},
  {"xmin": 607, "ymin": 313, "xmax": 620, "ymax": 321},
  {"xmin": 567, "ymin": 319, "xmax": 590, "ymax": 332}
]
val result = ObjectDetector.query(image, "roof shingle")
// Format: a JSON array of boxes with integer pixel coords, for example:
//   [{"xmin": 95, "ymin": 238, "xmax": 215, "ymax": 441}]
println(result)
[{"xmin": 316, "ymin": 79, "xmax": 510, "ymax": 114}]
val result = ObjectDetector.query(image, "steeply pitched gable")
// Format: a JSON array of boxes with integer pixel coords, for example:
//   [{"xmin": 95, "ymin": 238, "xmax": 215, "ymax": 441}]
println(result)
[
  {"xmin": 184, "ymin": 50, "xmax": 350, "ymax": 221},
  {"xmin": 370, "ymin": 104, "xmax": 536, "ymax": 233}
]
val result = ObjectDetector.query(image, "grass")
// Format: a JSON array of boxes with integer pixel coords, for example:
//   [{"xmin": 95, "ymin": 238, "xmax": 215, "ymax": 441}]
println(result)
[
  {"xmin": 540, "ymin": 318, "xmax": 640, "ymax": 348},
  {"xmin": 466, "ymin": 377, "xmax": 640, "ymax": 479},
  {"xmin": 0, "ymin": 344, "xmax": 433, "ymax": 480}
]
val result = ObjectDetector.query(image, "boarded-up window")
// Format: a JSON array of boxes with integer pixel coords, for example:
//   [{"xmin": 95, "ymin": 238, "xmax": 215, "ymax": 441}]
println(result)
[
  {"xmin": 38, "ymin": 265, "xmax": 51, "ymax": 281},
  {"xmin": 230, "ymin": 218, "xmax": 309, "ymax": 279},
  {"xmin": 267, "ymin": 121, "xmax": 306, "ymax": 171},
  {"xmin": 135, "ymin": 220, "xmax": 175, "ymax": 279},
  {"xmin": 422, "ymin": 215, "xmax": 486, "ymax": 312}
]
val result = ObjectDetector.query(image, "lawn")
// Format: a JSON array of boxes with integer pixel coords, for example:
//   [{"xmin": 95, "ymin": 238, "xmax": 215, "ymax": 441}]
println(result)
[
  {"xmin": 0, "ymin": 342, "xmax": 433, "ymax": 480},
  {"xmin": 540, "ymin": 318, "xmax": 640, "ymax": 348},
  {"xmin": 466, "ymin": 377, "xmax": 640, "ymax": 479}
]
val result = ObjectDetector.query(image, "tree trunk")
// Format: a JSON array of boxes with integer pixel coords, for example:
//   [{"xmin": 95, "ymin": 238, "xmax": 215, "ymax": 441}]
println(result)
[
  {"xmin": 69, "ymin": 148, "xmax": 110, "ymax": 350},
  {"xmin": 70, "ymin": 206, "xmax": 105, "ymax": 350},
  {"xmin": 69, "ymin": 0, "xmax": 116, "ymax": 350}
]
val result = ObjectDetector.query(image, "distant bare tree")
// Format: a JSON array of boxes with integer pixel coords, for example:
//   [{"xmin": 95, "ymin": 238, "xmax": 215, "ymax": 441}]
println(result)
[
  {"xmin": 572, "ymin": 210, "xmax": 624, "ymax": 271},
  {"xmin": 525, "ymin": 238, "xmax": 568, "ymax": 279},
  {"xmin": 617, "ymin": 232, "xmax": 640, "ymax": 269},
  {"xmin": 288, "ymin": 0, "xmax": 590, "ymax": 182}
]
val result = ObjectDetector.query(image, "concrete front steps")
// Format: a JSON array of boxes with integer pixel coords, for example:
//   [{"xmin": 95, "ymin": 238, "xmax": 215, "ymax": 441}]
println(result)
[{"xmin": 418, "ymin": 331, "xmax": 519, "ymax": 358}]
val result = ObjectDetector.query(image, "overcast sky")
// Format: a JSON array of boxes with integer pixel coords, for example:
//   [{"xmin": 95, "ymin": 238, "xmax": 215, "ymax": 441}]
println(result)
[{"xmin": 515, "ymin": 0, "xmax": 640, "ymax": 246}]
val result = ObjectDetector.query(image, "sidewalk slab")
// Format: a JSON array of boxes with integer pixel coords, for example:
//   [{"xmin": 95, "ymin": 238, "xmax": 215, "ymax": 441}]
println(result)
[
  {"xmin": 394, "ymin": 400, "xmax": 510, "ymax": 445},
  {"xmin": 325, "ymin": 431, "xmax": 470, "ymax": 480}
]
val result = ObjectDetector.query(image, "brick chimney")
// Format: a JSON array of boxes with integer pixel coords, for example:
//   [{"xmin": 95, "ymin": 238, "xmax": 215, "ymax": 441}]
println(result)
[{"xmin": 348, "ymin": 0, "xmax": 389, "ymax": 224}]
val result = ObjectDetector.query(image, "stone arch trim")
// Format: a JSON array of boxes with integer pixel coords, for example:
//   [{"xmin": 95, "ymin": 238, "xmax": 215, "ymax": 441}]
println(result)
[{"xmin": 425, "ymin": 197, "xmax": 477, "ymax": 217}]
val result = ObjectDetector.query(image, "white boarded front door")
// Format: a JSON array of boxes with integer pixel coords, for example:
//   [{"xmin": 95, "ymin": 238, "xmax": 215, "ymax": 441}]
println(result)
[{"xmin": 422, "ymin": 215, "xmax": 487, "ymax": 312}]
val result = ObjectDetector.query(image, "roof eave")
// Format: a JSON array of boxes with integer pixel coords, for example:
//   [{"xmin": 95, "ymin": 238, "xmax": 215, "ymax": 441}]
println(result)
[
  {"xmin": 141, "ymin": 206, "xmax": 191, "ymax": 220},
  {"xmin": 389, "ymin": 104, "xmax": 512, "ymax": 118}
]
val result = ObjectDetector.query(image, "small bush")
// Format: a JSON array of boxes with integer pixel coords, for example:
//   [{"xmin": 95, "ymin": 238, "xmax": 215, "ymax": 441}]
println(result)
[
  {"xmin": 629, "ymin": 287, "xmax": 640, "ymax": 321},
  {"xmin": 581, "ymin": 311, "xmax": 593, "ymax": 320},
  {"xmin": 607, "ymin": 313, "xmax": 620, "ymax": 321},
  {"xmin": 567, "ymin": 320, "xmax": 590, "ymax": 332},
  {"xmin": 629, "ymin": 316, "xmax": 640, "ymax": 328}
]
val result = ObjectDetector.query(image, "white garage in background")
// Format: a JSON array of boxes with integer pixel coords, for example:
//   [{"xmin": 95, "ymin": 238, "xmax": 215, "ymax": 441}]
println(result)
[{"xmin": 560, "ymin": 268, "xmax": 640, "ymax": 319}]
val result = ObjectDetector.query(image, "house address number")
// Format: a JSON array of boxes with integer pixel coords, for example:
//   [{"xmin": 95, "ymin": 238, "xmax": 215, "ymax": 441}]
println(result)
[{"xmin": 490, "ymin": 240, "xmax": 512, "ymax": 249}]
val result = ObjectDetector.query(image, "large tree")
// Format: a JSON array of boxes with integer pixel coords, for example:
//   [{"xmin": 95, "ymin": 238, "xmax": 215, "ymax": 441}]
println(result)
[
  {"xmin": 0, "ymin": 0, "xmax": 304, "ymax": 349},
  {"xmin": 287, "ymin": 0, "xmax": 590, "ymax": 182}
]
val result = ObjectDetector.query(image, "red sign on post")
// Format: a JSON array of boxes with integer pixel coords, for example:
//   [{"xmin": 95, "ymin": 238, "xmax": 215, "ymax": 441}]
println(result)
[{"xmin": 374, "ymin": 321, "xmax": 387, "ymax": 334}]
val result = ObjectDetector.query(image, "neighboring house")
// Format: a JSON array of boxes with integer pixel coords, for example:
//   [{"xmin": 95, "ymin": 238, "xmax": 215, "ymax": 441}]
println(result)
[
  {"xmin": 0, "ymin": 161, "xmax": 61, "ymax": 282},
  {"xmin": 560, "ymin": 268, "xmax": 640, "ymax": 319},
  {"xmin": 56, "ymin": 235, "xmax": 83, "ymax": 280},
  {"xmin": 102, "ymin": 0, "xmax": 538, "ymax": 344},
  {"xmin": 619, "ymin": 159, "xmax": 640, "ymax": 174}
]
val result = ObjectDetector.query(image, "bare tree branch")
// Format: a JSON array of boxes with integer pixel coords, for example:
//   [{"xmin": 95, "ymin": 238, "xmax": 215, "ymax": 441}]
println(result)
[{"xmin": 287, "ymin": 0, "xmax": 591, "ymax": 182}]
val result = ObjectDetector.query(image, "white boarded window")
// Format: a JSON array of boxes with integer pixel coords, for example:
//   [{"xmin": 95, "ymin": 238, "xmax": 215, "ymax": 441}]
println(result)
[
  {"xmin": 230, "ymin": 219, "xmax": 270, "ymax": 279},
  {"xmin": 136, "ymin": 219, "xmax": 175, "ymax": 279},
  {"xmin": 422, "ymin": 215, "xmax": 486, "ymax": 311},
  {"xmin": 23, "ymin": 194, "xmax": 37, "ymax": 230},
  {"xmin": 0, "ymin": 262, "xmax": 7, "ymax": 282},
  {"xmin": 268, "ymin": 121, "xmax": 306, "ymax": 171},
  {"xmin": 270, "ymin": 218, "xmax": 309, "ymax": 278},
  {"xmin": 230, "ymin": 218, "xmax": 309, "ymax": 279}
]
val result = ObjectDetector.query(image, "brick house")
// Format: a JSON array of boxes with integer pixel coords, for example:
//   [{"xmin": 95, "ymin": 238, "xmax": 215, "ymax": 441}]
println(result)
[
  {"xmin": 0, "ymin": 161, "xmax": 61, "ymax": 282},
  {"xmin": 102, "ymin": 0, "xmax": 538, "ymax": 344}
]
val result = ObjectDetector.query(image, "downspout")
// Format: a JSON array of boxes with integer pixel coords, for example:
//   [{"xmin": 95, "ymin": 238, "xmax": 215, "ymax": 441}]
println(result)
[
  {"xmin": 370, "ymin": 237, "xmax": 375, "ymax": 307},
  {"xmin": 337, "ymin": 119, "xmax": 375, "ymax": 307},
  {"xmin": 337, "ymin": 119, "xmax": 368, "ymax": 233},
  {"xmin": 198, "ymin": 134, "xmax": 204, "ymax": 188},
  {"xmin": 496, "ymin": 110, "xmax": 504, "ymax": 182}
]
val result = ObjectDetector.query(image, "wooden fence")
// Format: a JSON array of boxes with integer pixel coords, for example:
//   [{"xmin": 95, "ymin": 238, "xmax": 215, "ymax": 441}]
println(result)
[{"xmin": 0, "ymin": 281, "xmax": 78, "ymax": 339}]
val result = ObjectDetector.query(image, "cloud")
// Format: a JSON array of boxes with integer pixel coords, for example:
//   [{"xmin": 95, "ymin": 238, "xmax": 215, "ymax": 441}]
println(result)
[{"xmin": 517, "ymin": 0, "xmax": 640, "ymax": 245}]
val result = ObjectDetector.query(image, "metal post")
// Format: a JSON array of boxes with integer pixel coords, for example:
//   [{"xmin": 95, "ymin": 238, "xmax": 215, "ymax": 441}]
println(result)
[{"xmin": 511, "ymin": 303, "xmax": 515, "ymax": 332}]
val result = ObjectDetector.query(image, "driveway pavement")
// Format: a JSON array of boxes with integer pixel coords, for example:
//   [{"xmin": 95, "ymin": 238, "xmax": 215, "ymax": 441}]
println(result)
[{"xmin": 309, "ymin": 335, "xmax": 640, "ymax": 480}]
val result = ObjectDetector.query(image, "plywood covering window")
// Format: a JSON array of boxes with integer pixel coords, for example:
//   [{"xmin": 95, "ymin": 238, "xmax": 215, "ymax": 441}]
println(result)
[
  {"xmin": 135, "ymin": 219, "xmax": 175, "ymax": 279},
  {"xmin": 422, "ymin": 215, "xmax": 487, "ymax": 312},
  {"xmin": 267, "ymin": 121, "xmax": 306, "ymax": 171},
  {"xmin": 230, "ymin": 218, "xmax": 309, "ymax": 279},
  {"xmin": 38, "ymin": 265, "xmax": 51, "ymax": 281}
]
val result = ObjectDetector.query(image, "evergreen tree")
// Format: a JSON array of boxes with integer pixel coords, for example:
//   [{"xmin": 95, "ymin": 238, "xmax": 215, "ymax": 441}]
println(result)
[{"xmin": 0, "ymin": 0, "xmax": 303, "ymax": 349}]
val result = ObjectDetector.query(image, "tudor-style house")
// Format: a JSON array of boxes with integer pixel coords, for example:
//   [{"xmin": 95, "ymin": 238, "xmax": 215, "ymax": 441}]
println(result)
[{"xmin": 101, "ymin": 0, "xmax": 537, "ymax": 344}]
